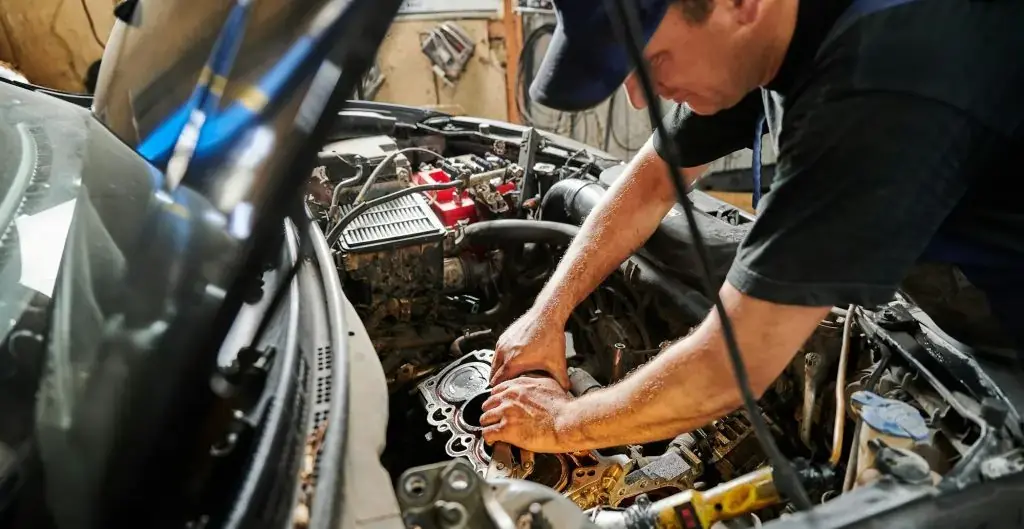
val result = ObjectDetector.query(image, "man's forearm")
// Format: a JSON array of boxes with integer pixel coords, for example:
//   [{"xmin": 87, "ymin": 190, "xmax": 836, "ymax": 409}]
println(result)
[
  {"xmin": 554, "ymin": 283, "xmax": 830, "ymax": 450},
  {"xmin": 533, "ymin": 139, "xmax": 707, "ymax": 323}
]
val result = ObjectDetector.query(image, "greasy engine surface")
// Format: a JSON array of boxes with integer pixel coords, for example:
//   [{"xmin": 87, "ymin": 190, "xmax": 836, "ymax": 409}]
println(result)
[
  {"xmin": 305, "ymin": 130, "xmax": 1014, "ymax": 522},
  {"xmin": 303, "ymin": 133, "xmax": 767, "ymax": 510},
  {"xmin": 415, "ymin": 348, "xmax": 766, "ymax": 509}
]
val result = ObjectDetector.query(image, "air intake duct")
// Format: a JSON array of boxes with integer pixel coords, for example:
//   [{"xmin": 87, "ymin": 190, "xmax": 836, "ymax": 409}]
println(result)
[{"xmin": 540, "ymin": 178, "xmax": 745, "ymax": 290}]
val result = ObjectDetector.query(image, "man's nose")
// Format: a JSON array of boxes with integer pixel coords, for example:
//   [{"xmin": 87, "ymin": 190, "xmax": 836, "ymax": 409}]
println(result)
[{"xmin": 624, "ymin": 72, "xmax": 670, "ymax": 110}]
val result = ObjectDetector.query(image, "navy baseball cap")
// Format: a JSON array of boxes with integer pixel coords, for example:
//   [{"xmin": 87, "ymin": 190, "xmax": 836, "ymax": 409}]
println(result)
[{"xmin": 530, "ymin": 0, "xmax": 672, "ymax": 111}]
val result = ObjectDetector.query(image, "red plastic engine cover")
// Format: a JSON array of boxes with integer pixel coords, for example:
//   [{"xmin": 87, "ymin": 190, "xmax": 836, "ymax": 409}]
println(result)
[{"xmin": 412, "ymin": 168, "xmax": 515, "ymax": 226}]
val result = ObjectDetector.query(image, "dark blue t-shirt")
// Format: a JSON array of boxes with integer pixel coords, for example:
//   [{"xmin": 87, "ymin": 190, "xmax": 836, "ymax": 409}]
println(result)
[{"xmin": 654, "ymin": 0, "xmax": 1024, "ymax": 350}]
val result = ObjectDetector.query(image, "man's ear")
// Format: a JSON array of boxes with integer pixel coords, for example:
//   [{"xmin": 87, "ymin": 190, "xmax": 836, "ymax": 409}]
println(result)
[
  {"xmin": 623, "ymin": 74, "xmax": 649, "ymax": 110},
  {"xmin": 731, "ymin": 0, "xmax": 761, "ymax": 25}
]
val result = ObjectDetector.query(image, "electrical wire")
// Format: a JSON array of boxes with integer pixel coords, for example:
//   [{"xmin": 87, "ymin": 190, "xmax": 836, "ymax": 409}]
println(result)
[
  {"xmin": 517, "ymin": 23, "xmax": 557, "ymax": 127},
  {"xmin": 352, "ymin": 146, "xmax": 446, "ymax": 206},
  {"xmin": 518, "ymin": 22, "xmax": 602, "ymax": 144},
  {"xmin": 604, "ymin": 0, "xmax": 814, "ymax": 511}
]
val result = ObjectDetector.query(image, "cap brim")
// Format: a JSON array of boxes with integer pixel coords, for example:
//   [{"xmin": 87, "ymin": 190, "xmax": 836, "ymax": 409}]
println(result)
[{"xmin": 528, "ymin": 3, "xmax": 669, "ymax": 112}]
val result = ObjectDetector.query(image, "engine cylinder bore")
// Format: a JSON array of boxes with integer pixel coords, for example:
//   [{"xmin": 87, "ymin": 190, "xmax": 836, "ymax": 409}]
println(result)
[{"xmin": 459, "ymin": 391, "xmax": 489, "ymax": 431}]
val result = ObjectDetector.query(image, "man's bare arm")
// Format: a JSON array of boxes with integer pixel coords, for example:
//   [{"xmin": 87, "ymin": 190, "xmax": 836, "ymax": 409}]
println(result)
[
  {"xmin": 533, "ymin": 138, "xmax": 708, "ymax": 324},
  {"xmin": 554, "ymin": 282, "xmax": 830, "ymax": 449}
]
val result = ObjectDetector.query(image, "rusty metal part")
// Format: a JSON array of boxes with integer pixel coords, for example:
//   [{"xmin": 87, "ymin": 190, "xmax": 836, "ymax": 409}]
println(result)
[
  {"xmin": 707, "ymin": 412, "xmax": 765, "ymax": 480},
  {"xmin": 470, "ymin": 182, "xmax": 510, "ymax": 214},
  {"xmin": 831, "ymin": 305, "xmax": 856, "ymax": 467},
  {"xmin": 388, "ymin": 363, "xmax": 438, "ymax": 391},
  {"xmin": 444, "ymin": 257, "xmax": 468, "ymax": 292},
  {"xmin": 801, "ymin": 352, "xmax": 827, "ymax": 448},
  {"xmin": 451, "ymin": 329, "xmax": 495, "ymax": 357},
  {"xmin": 610, "ymin": 343, "xmax": 626, "ymax": 383},
  {"xmin": 307, "ymin": 166, "xmax": 334, "ymax": 205}
]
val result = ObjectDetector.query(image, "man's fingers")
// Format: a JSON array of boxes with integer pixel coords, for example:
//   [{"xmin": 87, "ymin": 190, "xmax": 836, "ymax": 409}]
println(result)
[
  {"xmin": 554, "ymin": 371, "xmax": 571, "ymax": 391},
  {"xmin": 482, "ymin": 393, "xmax": 503, "ymax": 412},
  {"xmin": 489, "ymin": 360, "xmax": 510, "ymax": 386},
  {"xmin": 482, "ymin": 419, "xmax": 508, "ymax": 444},
  {"xmin": 479, "ymin": 404, "xmax": 506, "ymax": 426}
]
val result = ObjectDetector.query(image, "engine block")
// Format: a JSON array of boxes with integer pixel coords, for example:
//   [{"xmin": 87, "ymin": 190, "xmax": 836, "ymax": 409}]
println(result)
[
  {"xmin": 415, "ymin": 350, "xmax": 742, "ymax": 510},
  {"xmin": 417, "ymin": 349, "xmax": 495, "ymax": 473}
]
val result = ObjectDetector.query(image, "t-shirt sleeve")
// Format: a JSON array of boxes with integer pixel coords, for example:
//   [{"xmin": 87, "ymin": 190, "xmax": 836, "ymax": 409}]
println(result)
[
  {"xmin": 726, "ymin": 92, "xmax": 993, "ymax": 307},
  {"xmin": 653, "ymin": 90, "xmax": 766, "ymax": 168}
]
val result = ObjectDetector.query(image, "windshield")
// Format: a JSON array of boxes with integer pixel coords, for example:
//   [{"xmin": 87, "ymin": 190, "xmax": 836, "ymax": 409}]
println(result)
[{"xmin": 0, "ymin": 82, "xmax": 89, "ymax": 522}]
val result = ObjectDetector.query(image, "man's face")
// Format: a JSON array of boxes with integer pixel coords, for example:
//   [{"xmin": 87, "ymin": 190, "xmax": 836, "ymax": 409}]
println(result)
[{"xmin": 624, "ymin": 0, "xmax": 765, "ymax": 115}]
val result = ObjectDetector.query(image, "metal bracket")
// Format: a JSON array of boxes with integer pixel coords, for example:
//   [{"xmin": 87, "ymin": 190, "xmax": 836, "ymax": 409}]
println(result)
[{"xmin": 421, "ymin": 22, "xmax": 476, "ymax": 86}]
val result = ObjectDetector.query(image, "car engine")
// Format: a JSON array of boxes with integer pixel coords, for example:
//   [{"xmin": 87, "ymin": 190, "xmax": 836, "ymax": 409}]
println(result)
[{"xmin": 302, "ymin": 119, "xmax": 1024, "ymax": 527}]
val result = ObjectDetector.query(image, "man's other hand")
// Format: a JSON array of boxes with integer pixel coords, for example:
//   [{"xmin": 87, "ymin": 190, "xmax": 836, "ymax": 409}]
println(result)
[
  {"xmin": 489, "ymin": 309, "xmax": 570, "ymax": 389},
  {"xmin": 480, "ymin": 376, "xmax": 575, "ymax": 453}
]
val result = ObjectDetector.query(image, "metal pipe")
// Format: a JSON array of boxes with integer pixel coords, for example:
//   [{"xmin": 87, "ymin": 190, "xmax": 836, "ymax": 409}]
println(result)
[
  {"xmin": 830, "ymin": 305, "xmax": 856, "ymax": 467},
  {"xmin": 450, "ymin": 329, "xmax": 494, "ymax": 357},
  {"xmin": 611, "ymin": 342, "xmax": 626, "ymax": 383},
  {"xmin": 800, "ymin": 352, "xmax": 824, "ymax": 448},
  {"xmin": 352, "ymin": 146, "xmax": 444, "ymax": 205},
  {"xmin": 568, "ymin": 367, "xmax": 603, "ymax": 397}
]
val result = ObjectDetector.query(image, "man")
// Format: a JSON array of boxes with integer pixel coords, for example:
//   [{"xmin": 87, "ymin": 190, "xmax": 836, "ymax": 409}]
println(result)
[{"xmin": 479, "ymin": 0, "xmax": 1024, "ymax": 453}]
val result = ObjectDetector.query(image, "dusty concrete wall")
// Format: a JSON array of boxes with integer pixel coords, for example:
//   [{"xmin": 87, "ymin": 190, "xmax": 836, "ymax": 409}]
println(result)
[{"xmin": 0, "ymin": 0, "xmax": 117, "ymax": 91}]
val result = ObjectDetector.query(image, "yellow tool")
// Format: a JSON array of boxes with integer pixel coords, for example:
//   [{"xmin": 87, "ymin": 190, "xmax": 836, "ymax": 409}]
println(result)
[{"xmin": 647, "ymin": 466, "xmax": 780, "ymax": 529}]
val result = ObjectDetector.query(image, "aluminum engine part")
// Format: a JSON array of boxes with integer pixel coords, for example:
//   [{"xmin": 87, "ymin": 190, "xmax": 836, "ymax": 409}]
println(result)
[
  {"xmin": 396, "ymin": 459, "xmax": 596, "ymax": 529},
  {"xmin": 417, "ymin": 349, "xmax": 498, "ymax": 474},
  {"xmin": 317, "ymin": 135, "xmax": 411, "ymax": 204},
  {"xmin": 705, "ymin": 412, "xmax": 766, "ymax": 480}
]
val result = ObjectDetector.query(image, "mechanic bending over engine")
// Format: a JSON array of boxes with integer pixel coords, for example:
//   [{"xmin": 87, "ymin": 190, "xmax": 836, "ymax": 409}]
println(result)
[{"xmin": 480, "ymin": 0, "xmax": 1024, "ymax": 453}]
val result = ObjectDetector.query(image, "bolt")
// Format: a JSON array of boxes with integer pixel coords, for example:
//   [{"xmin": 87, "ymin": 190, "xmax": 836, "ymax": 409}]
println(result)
[
  {"xmin": 438, "ymin": 502, "xmax": 464, "ymax": 524},
  {"xmin": 495, "ymin": 463, "xmax": 505, "ymax": 470},
  {"xmin": 405, "ymin": 475, "xmax": 428, "ymax": 496},
  {"xmin": 448, "ymin": 469, "xmax": 471, "ymax": 491}
]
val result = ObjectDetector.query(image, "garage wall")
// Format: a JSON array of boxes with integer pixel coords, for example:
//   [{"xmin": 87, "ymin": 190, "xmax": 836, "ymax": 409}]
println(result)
[
  {"xmin": 0, "ymin": 0, "xmax": 115, "ymax": 91},
  {"xmin": 373, "ymin": 16, "xmax": 511, "ymax": 121}
]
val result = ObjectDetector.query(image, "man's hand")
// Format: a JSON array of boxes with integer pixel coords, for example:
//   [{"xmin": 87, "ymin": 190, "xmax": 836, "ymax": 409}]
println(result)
[
  {"xmin": 495, "ymin": 283, "xmax": 832, "ymax": 451},
  {"xmin": 489, "ymin": 310, "xmax": 570, "ymax": 389},
  {"xmin": 480, "ymin": 376, "xmax": 575, "ymax": 453}
]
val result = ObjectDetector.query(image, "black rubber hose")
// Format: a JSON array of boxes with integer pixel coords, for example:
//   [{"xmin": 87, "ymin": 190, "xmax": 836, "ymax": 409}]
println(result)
[
  {"xmin": 461, "ymin": 219, "xmax": 580, "ymax": 246},
  {"xmin": 542, "ymin": 178, "xmax": 739, "ymax": 288},
  {"xmin": 460, "ymin": 220, "xmax": 710, "ymax": 323}
]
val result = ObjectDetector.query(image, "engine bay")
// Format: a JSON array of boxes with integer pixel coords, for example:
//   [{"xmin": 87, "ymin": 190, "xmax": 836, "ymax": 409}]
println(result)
[{"xmin": 303, "ymin": 117, "xmax": 1024, "ymax": 527}]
